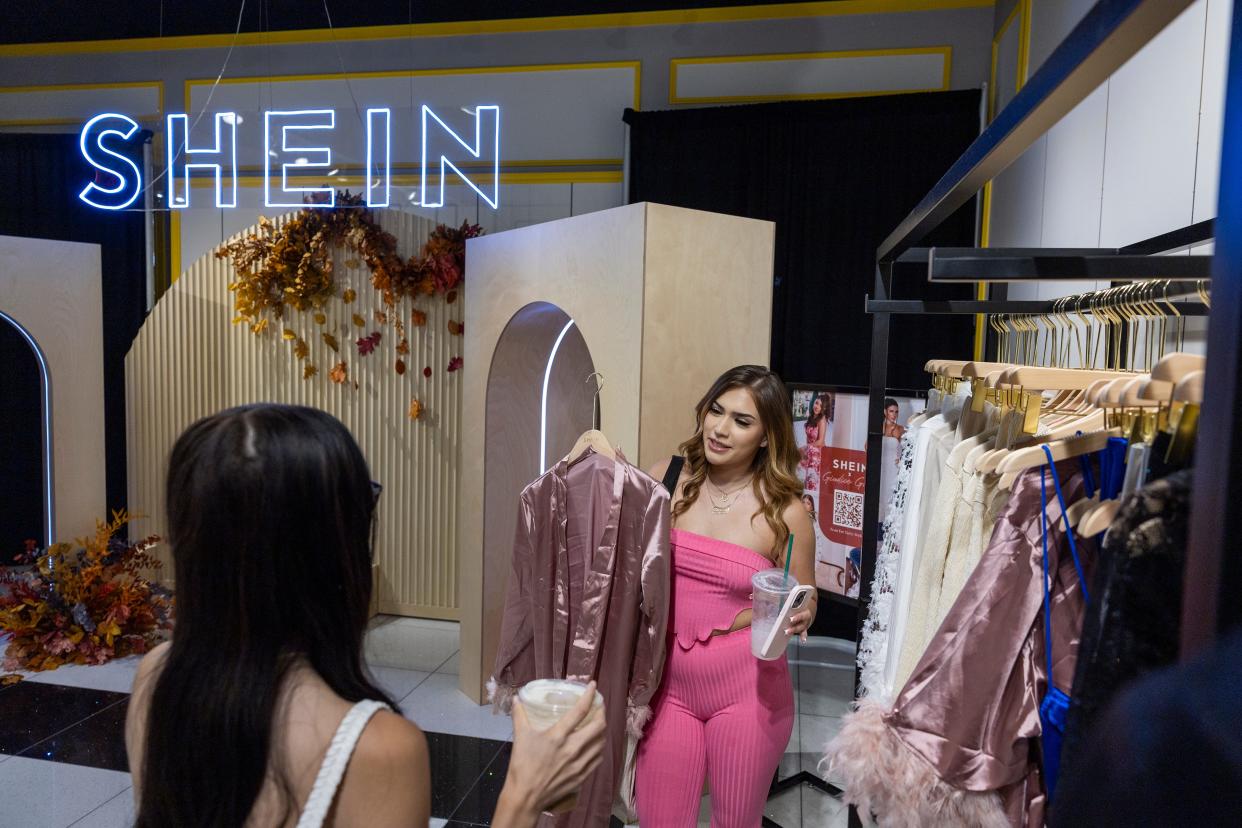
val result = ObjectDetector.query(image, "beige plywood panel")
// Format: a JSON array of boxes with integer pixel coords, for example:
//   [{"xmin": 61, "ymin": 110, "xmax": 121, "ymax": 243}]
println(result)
[
  {"xmin": 0, "ymin": 235, "xmax": 105, "ymax": 544},
  {"xmin": 460, "ymin": 203, "xmax": 648, "ymax": 700},
  {"xmin": 638, "ymin": 204, "xmax": 775, "ymax": 470},
  {"xmin": 125, "ymin": 210, "xmax": 462, "ymax": 618}
]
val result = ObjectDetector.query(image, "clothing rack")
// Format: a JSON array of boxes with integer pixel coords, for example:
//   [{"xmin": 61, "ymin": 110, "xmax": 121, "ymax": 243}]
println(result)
[{"xmin": 844, "ymin": 0, "xmax": 1242, "ymax": 825}]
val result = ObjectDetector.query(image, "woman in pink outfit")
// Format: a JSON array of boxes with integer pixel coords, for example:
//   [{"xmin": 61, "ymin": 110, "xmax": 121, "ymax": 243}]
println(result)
[{"xmin": 638, "ymin": 365, "xmax": 816, "ymax": 827}]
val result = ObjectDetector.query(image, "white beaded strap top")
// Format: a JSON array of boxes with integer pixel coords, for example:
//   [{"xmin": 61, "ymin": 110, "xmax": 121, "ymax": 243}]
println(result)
[{"xmin": 296, "ymin": 699, "xmax": 389, "ymax": 828}]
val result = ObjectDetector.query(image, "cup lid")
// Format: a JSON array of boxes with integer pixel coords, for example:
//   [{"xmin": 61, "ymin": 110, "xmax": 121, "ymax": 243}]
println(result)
[
  {"xmin": 518, "ymin": 679, "xmax": 603, "ymax": 712},
  {"xmin": 752, "ymin": 568, "xmax": 793, "ymax": 593}
]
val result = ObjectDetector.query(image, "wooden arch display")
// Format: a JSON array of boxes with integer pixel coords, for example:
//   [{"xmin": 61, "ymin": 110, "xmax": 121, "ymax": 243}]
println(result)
[{"xmin": 459, "ymin": 202, "xmax": 775, "ymax": 701}]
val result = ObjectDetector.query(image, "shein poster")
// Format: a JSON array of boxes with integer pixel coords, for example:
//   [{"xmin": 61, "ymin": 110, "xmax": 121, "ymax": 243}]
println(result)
[{"xmin": 792, "ymin": 387, "xmax": 925, "ymax": 600}]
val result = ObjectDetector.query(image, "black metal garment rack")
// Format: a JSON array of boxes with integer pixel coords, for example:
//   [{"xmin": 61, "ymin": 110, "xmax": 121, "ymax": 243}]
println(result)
[{"xmin": 843, "ymin": 0, "xmax": 1242, "ymax": 825}]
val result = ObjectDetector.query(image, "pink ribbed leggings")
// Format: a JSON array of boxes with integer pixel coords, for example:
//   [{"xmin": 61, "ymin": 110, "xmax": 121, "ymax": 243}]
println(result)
[{"xmin": 635, "ymin": 627, "xmax": 794, "ymax": 827}]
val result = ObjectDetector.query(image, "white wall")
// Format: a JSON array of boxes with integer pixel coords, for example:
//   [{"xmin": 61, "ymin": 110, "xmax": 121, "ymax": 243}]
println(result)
[{"xmin": 986, "ymin": 0, "xmax": 1230, "ymax": 359}]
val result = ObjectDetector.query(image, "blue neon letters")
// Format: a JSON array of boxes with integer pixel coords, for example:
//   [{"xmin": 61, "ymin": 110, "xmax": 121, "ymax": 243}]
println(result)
[
  {"xmin": 421, "ymin": 104, "xmax": 500, "ymax": 209},
  {"xmin": 167, "ymin": 112, "xmax": 238, "ymax": 209},
  {"xmin": 366, "ymin": 108, "xmax": 392, "ymax": 208},
  {"xmin": 78, "ymin": 113, "xmax": 143, "ymax": 210},
  {"xmin": 77, "ymin": 105, "xmax": 502, "ymax": 210}
]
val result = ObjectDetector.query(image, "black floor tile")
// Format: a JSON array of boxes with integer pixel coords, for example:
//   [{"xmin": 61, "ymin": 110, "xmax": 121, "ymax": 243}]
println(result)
[
  {"xmin": 18, "ymin": 695, "xmax": 129, "ymax": 772},
  {"xmin": 0, "ymin": 681, "xmax": 128, "ymax": 754},
  {"xmin": 426, "ymin": 731, "xmax": 508, "ymax": 820},
  {"xmin": 446, "ymin": 742, "xmax": 511, "ymax": 825}
]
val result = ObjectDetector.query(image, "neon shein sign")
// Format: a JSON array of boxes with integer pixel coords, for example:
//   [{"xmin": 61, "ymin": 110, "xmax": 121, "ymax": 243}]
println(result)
[{"xmin": 77, "ymin": 105, "xmax": 501, "ymax": 211}]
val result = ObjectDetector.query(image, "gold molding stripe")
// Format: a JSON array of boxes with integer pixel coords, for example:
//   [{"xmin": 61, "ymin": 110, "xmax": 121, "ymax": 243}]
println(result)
[
  {"xmin": 1017, "ymin": 0, "xmax": 1033, "ymax": 90},
  {"xmin": 232, "ymin": 160, "xmax": 623, "ymax": 173},
  {"xmin": 988, "ymin": 1, "xmax": 1021, "ymax": 121},
  {"xmin": 0, "ymin": 1, "xmax": 995, "ymax": 58},
  {"xmin": 169, "ymin": 211, "xmax": 181, "ymax": 287},
  {"xmin": 184, "ymin": 60, "xmax": 642, "ymax": 114},
  {"xmin": 0, "ymin": 80, "xmax": 163, "ymax": 127},
  {"xmin": 978, "ymin": 3, "xmax": 1023, "ymax": 358},
  {"xmin": 183, "ymin": 171, "xmax": 624, "ymax": 188},
  {"xmin": 171, "ymin": 170, "xmax": 622, "ymax": 277},
  {"xmin": 669, "ymin": 46, "xmax": 952, "ymax": 104}
]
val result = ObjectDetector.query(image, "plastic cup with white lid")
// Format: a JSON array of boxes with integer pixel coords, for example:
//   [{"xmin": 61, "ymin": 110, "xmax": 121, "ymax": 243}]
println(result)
[
  {"xmin": 516, "ymin": 679, "xmax": 605, "ymax": 814},
  {"xmin": 751, "ymin": 568, "xmax": 796, "ymax": 659}
]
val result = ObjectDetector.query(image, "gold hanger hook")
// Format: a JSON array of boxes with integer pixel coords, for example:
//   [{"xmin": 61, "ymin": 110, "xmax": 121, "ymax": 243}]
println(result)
[{"xmin": 1197, "ymin": 278, "xmax": 1212, "ymax": 309}]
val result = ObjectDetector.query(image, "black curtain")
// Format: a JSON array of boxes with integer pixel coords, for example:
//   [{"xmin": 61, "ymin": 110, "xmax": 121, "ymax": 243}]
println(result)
[
  {"xmin": 624, "ymin": 92, "xmax": 980, "ymax": 390},
  {"xmin": 0, "ymin": 320, "xmax": 43, "ymax": 558},
  {"xmin": 0, "ymin": 133, "xmax": 148, "ymax": 533}
]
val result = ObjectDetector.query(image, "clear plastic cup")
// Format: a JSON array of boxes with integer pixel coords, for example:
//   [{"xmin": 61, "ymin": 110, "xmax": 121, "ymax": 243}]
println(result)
[
  {"xmin": 751, "ymin": 569, "xmax": 795, "ymax": 659},
  {"xmin": 517, "ymin": 679, "xmax": 604, "ymax": 813}
]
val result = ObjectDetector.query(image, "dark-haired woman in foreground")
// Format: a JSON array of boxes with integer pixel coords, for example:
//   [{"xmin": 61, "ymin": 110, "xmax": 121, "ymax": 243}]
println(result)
[
  {"xmin": 636, "ymin": 365, "xmax": 815, "ymax": 827},
  {"xmin": 125, "ymin": 404, "xmax": 605, "ymax": 827}
]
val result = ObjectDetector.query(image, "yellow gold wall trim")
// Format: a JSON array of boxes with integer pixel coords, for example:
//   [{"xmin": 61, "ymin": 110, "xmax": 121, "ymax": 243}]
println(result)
[
  {"xmin": 183, "ymin": 171, "xmax": 623, "ymax": 188},
  {"xmin": 1017, "ymin": 0, "xmax": 1033, "ymax": 90},
  {"xmin": 0, "ymin": 1, "xmax": 995, "ymax": 58},
  {"xmin": 989, "ymin": 1, "xmax": 1021, "ymax": 120},
  {"xmin": 184, "ymin": 60, "xmax": 643, "ymax": 113},
  {"xmin": 669, "ymin": 46, "xmax": 953, "ymax": 104},
  {"xmin": 0, "ymin": 80, "xmax": 164, "ymax": 127}
]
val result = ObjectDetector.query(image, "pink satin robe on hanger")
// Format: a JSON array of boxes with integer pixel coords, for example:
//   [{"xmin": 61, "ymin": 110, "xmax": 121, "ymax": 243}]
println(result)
[{"xmin": 490, "ymin": 447, "xmax": 671, "ymax": 828}]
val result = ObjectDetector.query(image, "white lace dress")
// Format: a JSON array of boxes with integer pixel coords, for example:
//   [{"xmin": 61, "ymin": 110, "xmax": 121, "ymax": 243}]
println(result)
[{"xmin": 856, "ymin": 429, "xmax": 916, "ymax": 701}]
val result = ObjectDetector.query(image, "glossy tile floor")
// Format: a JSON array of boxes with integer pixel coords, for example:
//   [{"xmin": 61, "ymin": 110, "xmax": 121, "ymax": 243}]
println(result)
[{"xmin": 0, "ymin": 619, "xmax": 855, "ymax": 827}]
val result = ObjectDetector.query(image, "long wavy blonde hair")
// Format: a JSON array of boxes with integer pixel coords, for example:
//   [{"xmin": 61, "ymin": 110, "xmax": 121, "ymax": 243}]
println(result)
[{"xmin": 671, "ymin": 365, "xmax": 804, "ymax": 563}]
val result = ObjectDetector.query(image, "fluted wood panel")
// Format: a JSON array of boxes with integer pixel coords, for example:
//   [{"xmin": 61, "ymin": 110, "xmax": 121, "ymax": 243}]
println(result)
[{"xmin": 126, "ymin": 211, "xmax": 461, "ymax": 618}]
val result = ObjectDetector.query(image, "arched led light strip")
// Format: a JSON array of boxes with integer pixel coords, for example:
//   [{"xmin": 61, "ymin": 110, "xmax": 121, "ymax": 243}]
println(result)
[
  {"xmin": 539, "ymin": 318, "xmax": 577, "ymax": 473},
  {"xmin": 0, "ymin": 310, "xmax": 54, "ymax": 546}
]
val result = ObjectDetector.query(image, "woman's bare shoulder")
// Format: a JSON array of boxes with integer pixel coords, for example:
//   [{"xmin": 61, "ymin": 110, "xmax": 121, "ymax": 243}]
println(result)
[
  {"xmin": 646, "ymin": 456, "xmax": 673, "ymax": 481},
  {"xmin": 353, "ymin": 709, "xmax": 428, "ymax": 765},
  {"xmin": 782, "ymin": 497, "xmax": 814, "ymax": 534},
  {"xmin": 337, "ymin": 710, "xmax": 430, "ymax": 826}
]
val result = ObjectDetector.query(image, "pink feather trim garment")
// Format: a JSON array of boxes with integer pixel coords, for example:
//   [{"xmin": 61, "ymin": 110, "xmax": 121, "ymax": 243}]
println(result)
[{"xmin": 825, "ymin": 464, "xmax": 1092, "ymax": 827}]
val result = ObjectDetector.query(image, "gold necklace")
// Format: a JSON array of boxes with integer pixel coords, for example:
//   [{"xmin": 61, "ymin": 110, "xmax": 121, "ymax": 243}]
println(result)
[{"xmin": 706, "ymin": 474, "xmax": 751, "ymax": 515}]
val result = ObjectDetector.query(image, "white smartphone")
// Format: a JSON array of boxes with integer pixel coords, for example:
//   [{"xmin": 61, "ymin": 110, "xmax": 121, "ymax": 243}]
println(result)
[{"xmin": 757, "ymin": 584, "xmax": 817, "ymax": 660}]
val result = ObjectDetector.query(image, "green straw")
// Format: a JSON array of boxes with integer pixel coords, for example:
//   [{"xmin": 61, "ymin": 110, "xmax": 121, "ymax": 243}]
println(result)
[{"xmin": 783, "ymin": 533, "xmax": 794, "ymax": 585}]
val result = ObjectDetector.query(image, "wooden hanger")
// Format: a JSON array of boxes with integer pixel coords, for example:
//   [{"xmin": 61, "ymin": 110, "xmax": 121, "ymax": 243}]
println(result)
[
  {"xmin": 1137, "ymin": 352, "xmax": 1206, "ymax": 402},
  {"xmin": 999, "ymin": 365, "xmax": 1134, "ymax": 392},
  {"xmin": 962, "ymin": 361, "xmax": 1013, "ymax": 379},
  {"xmin": 996, "ymin": 424, "xmax": 1119, "ymax": 490},
  {"xmin": 1066, "ymin": 495, "xmax": 1100, "ymax": 528},
  {"xmin": 1174, "ymin": 369, "xmax": 1204, "ymax": 404},
  {"xmin": 936, "ymin": 360, "xmax": 968, "ymax": 379},
  {"xmin": 566, "ymin": 429, "xmax": 617, "ymax": 464},
  {"xmin": 1079, "ymin": 498, "xmax": 1121, "ymax": 537},
  {"xmin": 1119, "ymin": 375, "xmax": 1158, "ymax": 407}
]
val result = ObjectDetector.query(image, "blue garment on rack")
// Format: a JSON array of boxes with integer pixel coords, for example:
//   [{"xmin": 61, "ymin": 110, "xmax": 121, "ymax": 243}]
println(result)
[
  {"xmin": 1039, "ymin": 445, "xmax": 1090, "ymax": 801},
  {"xmin": 1098, "ymin": 437, "xmax": 1128, "ymax": 501}
]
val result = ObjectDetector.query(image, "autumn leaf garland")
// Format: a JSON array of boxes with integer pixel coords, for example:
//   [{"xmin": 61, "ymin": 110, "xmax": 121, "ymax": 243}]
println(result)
[{"xmin": 215, "ymin": 193, "xmax": 479, "ymax": 416}]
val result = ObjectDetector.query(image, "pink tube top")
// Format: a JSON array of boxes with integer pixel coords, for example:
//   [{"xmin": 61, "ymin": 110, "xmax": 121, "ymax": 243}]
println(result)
[{"xmin": 668, "ymin": 528, "xmax": 774, "ymax": 649}]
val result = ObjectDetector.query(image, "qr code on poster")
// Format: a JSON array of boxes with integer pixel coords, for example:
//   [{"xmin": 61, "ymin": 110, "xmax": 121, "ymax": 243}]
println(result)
[{"xmin": 832, "ymin": 490, "xmax": 864, "ymax": 531}]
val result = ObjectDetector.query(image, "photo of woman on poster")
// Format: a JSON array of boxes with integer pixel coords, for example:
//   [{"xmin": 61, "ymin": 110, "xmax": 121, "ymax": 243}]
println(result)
[
  {"xmin": 882, "ymin": 397, "xmax": 906, "ymax": 442},
  {"xmin": 805, "ymin": 392, "xmax": 832, "ymax": 446},
  {"xmin": 791, "ymin": 386, "xmax": 924, "ymax": 600},
  {"xmin": 798, "ymin": 391, "xmax": 832, "ymax": 491}
]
